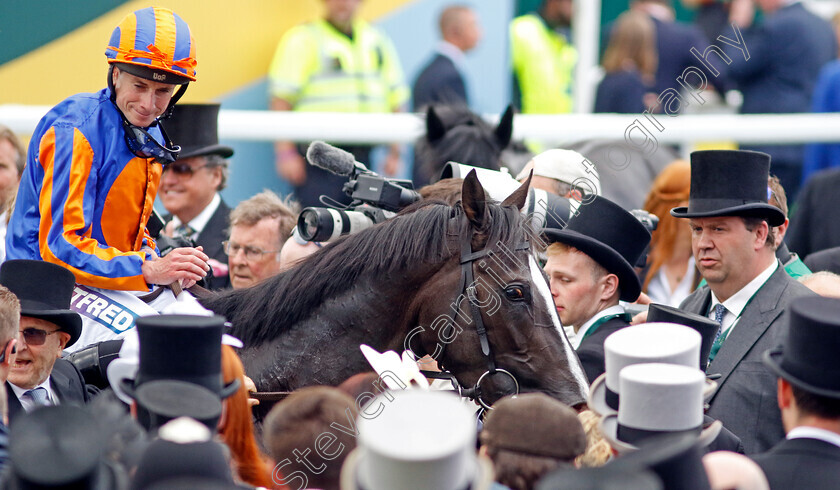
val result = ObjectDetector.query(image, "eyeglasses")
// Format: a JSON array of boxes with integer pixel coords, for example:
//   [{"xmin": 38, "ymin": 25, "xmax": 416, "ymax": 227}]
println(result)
[
  {"xmin": 121, "ymin": 117, "xmax": 180, "ymax": 165},
  {"xmin": 163, "ymin": 162, "xmax": 211, "ymax": 177},
  {"xmin": 20, "ymin": 327, "xmax": 61, "ymax": 346},
  {"xmin": 222, "ymin": 240, "xmax": 279, "ymax": 262}
]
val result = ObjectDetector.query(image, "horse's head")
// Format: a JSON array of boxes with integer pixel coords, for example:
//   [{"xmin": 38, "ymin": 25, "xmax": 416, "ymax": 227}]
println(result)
[
  {"xmin": 414, "ymin": 104, "xmax": 513, "ymax": 185},
  {"xmin": 409, "ymin": 171, "xmax": 589, "ymax": 409}
]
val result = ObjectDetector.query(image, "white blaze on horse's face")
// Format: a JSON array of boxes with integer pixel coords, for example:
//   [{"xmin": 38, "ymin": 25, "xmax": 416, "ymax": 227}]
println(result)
[{"xmin": 528, "ymin": 256, "xmax": 590, "ymax": 395}]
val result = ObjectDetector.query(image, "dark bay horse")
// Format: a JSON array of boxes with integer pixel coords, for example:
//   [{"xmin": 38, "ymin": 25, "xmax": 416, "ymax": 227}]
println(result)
[{"xmin": 201, "ymin": 172, "xmax": 588, "ymax": 409}]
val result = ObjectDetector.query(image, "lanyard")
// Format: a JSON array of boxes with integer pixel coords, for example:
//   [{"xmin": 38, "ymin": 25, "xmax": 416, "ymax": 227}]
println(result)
[
  {"xmin": 708, "ymin": 287, "xmax": 761, "ymax": 362},
  {"xmin": 579, "ymin": 312, "xmax": 632, "ymax": 343}
]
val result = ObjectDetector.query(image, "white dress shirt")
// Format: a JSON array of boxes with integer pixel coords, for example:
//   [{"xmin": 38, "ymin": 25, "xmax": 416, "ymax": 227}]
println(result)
[
  {"xmin": 169, "ymin": 192, "xmax": 221, "ymax": 240},
  {"xmin": 708, "ymin": 260, "xmax": 778, "ymax": 340},
  {"xmin": 787, "ymin": 426, "xmax": 840, "ymax": 449}
]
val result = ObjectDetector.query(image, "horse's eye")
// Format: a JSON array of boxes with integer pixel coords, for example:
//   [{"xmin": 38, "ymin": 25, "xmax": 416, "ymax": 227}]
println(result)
[{"xmin": 504, "ymin": 285, "xmax": 527, "ymax": 301}]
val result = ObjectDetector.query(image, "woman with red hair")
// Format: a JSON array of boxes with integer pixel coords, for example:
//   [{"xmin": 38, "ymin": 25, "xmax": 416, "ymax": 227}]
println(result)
[
  {"xmin": 642, "ymin": 160, "xmax": 700, "ymax": 306},
  {"xmin": 220, "ymin": 345, "xmax": 275, "ymax": 488}
]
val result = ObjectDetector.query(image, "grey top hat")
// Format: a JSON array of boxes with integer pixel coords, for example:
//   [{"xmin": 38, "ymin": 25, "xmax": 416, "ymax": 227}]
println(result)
[
  {"xmin": 588, "ymin": 323, "xmax": 705, "ymax": 416},
  {"xmin": 670, "ymin": 150, "xmax": 785, "ymax": 227},
  {"xmin": 599, "ymin": 363, "xmax": 722, "ymax": 454}
]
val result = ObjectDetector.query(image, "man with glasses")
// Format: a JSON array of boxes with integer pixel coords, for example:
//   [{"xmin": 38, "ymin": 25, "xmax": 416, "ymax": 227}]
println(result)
[
  {"xmin": 226, "ymin": 191, "xmax": 298, "ymax": 289},
  {"xmin": 0, "ymin": 260, "xmax": 97, "ymax": 422},
  {"xmin": 159, "ymin": 103, "xmax": 234, "ymax": 290},
  {"xmin": 6, "ymin": 7, "xmax": 209, "ymax": 294}
]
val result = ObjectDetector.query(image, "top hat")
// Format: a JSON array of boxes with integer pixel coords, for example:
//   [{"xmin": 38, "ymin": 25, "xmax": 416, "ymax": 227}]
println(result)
[
  {"xmin": 764, "ymin": 296, "xmax": 840, "ymax": 398},
  {"xmin": 119, "ymin": 315, "xmax": 239, "ymax": 400},
  {"xmin": 7, "ymin": 405, "xmax": 126, "ymax": 489},
  {"xmin": 0, "ymin": 260, "xmax": 82, "ymax": 348},
  {"xmin": 647, "ymin": 303, "xmax": 720, "ymax": 372},
  {"xmin": 134, "ymin": 379, "xmax": 224, "ymax": 432},
  {"xmin": 481, "ymin": 393, "xmax": 586, "ymax": 461},
  {"xmin": 515, "ymin": 148, "xmax": 603, "ymax": 195},
  {"xmin": 166, "ymin": 103, "xmax": 234, "ymax": 160},
  {"xmin": 612, "ymin": 433, "xmax": 711, "ymax": 490},
  {"xmin": 670, "ymin": 150, "xmax": 785, "ymax": 227},
  {"xmin": 341, "ymin": 390, "xmax": 494, "ymax": 490},
  {"xmin": 130, "ymin": 418, "xmax": 240, "ymax": 490},
  {"xmin": 599, "ymin": 363, "xmax": 722, "ymax": 454},
  {"xmin": 543, "ymin": 195, "xmax": 651, "ymax": 302},
  {"xmin": 588, "ymin": 323, "xmax": 715, "ymax": 416}
]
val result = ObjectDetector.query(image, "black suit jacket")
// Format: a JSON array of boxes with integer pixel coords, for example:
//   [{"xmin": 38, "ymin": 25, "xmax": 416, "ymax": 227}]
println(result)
[
  {"xmin": 679, "ymin": 265, "xmax": 817, "ymax": 454},
  {"xmin": 165, "ymin": 199, "xmax": 231, "ymax": 290},
  {"xmin": 788, "ymin": 168, "xmax": 840, "ymax": 259},
  {"xmin": 412, "ymin": 53, "xmax": 468, "ymax": 110},
  {"xmin": 6, "ymin": 358, "xmax": 98, "ymax": 423},
  {"xmin": 577, "ymin": 316, "xmax": 630, "ymax": 384},
  {"xmin": 751, "ymin": 437, "xmax": 840, "ymax": 490}
]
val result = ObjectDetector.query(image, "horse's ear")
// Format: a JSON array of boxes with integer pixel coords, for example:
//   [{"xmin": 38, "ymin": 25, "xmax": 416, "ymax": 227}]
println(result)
[
  {"xmin": 502, "ymin": 170, "xmax": 531, "ymax": 210},
  {"xmin": 462, "ymin": 170, "xmax": 487, "ymax": 228},
  {"xmin": 494, "ymin": 105, "xmax": 514, "ymax": 148},
  {"xmin": 426, "ymin": 106, "xmax": 447, "ymax": 143}
]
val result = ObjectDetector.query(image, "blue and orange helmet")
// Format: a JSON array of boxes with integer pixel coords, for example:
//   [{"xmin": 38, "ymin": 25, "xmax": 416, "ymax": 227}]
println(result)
[{"xmin": 105, "ymin": 7, "xmax": 196, "ymax": 85}]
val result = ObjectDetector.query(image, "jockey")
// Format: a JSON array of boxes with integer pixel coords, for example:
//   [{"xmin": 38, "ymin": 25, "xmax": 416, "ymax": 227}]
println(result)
[{"xmin": 6, "ymin": 7, "xmax": 211, "ymax": 350}]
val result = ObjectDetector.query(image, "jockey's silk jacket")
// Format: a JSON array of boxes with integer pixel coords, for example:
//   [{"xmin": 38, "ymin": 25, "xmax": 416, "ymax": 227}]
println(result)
[{"xmin": 6, "ymin": 88, "xmax": 161, "ymax": 291}]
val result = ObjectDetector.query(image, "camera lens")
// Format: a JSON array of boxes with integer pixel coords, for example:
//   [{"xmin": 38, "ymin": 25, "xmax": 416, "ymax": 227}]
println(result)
[{"xmin": 297, "ymin": 208, "xmax": 334, "ymax": 242}]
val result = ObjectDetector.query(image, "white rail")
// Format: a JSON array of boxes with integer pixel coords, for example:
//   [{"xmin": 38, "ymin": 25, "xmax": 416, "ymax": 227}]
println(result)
[{"xmin": 2, "ymin": 105, "xmax": 840, "ymax": 145}]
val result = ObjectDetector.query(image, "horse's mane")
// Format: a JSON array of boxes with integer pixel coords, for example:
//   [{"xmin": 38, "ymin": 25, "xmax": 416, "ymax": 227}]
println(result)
[{"xmin": 201, "ymin": 198, "xmax": 528, "ymax": 346}]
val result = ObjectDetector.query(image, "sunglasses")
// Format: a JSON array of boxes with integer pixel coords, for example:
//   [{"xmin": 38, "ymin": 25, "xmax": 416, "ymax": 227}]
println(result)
[
  {"xmin": 122, "ymin": 118, "xmax": 181, "ymax": 165},
  {"xmin": 20, "ymin": 327, "xmax": 61, "ymax": 346},
  {"xmin": 163, "ymin": 162, "xmax": 211, "ymax": 177}
]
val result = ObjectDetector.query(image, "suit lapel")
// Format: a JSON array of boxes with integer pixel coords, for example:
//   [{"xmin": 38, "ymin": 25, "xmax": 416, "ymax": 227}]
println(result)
[
  {"xmin": 197, "ymin": 200, "xmax": 229, "ymax": 262},
  {"xmin": 706, "ymin": 269, "xmax": 787, "ymax": 401},
  {"xmin": 5, "ymin": 382, "xmax": 22, "ymax": 422}
]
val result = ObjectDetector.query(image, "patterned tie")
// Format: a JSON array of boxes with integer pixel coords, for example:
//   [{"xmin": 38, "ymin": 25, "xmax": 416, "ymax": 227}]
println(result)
[
  {"xmin": 174, "ymin": 223, "xmax": 195, "ymax": 239},
  {"xmin": 709, "ymin": 303, "xmax": 728, "ymax": 363},
  {"xmin": 24, "ymin": 387, "xmax": 49, "ymax": 407}
]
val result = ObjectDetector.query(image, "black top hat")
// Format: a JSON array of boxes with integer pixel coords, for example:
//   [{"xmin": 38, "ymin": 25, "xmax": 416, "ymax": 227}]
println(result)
[
  {"xmin": 612, "ymin": 433, "xmax": 711, "ymax": 490},
  {"xmin": 536, "ymin": 465, "xmax": 663, "ymax": 490},
  {"xmin": 764, "ymin": 296, "xmax": 840, "ymax": 398},
  {"xmin": 166, "ymin": 103, "xmax": 234, "ymax": 160},
  {"xmin": 647, "ymin": 303, "xmax": 720, "ymax": 372},
  {"xmin": 670, "ymin": 150, "xmax": 785, "ymax": 227},
  {"xmin": 130, "ymin": 438, "xmax": 239, "ymax": 490},
  {"xmin": 0, "ymin": 260, "xmax": 82, "ymax": 348},
  {"xmin": 120, "ymin": 315, "xmax": 239, "ymax": 400},
  {"xmin": 543, "ymin": 195, "xmax": 651, "ymax": 302},
  {"xmin": 7, "ymin": 405, "xmax": 126, "ymax": 489},
  {"xmin": 134, "ymin": 379, "xmax": 224, "ymax": 432}
]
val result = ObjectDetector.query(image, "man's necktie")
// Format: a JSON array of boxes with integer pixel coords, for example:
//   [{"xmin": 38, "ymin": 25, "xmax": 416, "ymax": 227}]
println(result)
[
  {"xmin": 709, "ymin": 303, "xmax": 728, "ymax": 363},
  {"xmin": 24, "ymin": 387, "xmax": 49, "ymax": 407},
  {"xmin": 175, "ymin": 223, "xmax": 195, "ymax": 239}
]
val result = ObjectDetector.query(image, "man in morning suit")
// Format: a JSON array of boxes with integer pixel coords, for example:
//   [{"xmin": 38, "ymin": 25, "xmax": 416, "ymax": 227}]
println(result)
[
  {"xmin": 0, "ymin": 260, "xmax": 97, "ymax": 422},
  {"xmin": 412, "ymin": 5, "xmax": 482, "ymax": 110},
  {"xmin": 673, "ymin": 150, "xmax": 816, "ymax": 454},
  {"xmin": 543, "ymin": 195, "xmax": 651, "ymax": 383},
  {"xmin": 751, "ymin": 296, "xmax": 840, "ymax": 488},
  {"xmin": 159, "ymin": 103, "xmax": 234, "ymax": 290}
]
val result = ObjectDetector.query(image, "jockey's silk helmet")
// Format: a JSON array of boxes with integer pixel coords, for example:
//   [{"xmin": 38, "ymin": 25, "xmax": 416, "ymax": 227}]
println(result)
[{"xmin": 105, "ymin": 7, "xmax": 197, "ymax": 85}]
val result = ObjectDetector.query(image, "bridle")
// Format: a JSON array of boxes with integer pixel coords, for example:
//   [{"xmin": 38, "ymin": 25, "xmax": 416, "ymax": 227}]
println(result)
[{"xmin": 423, "ymin": 217, "xmax": 529, "ymax": 410}]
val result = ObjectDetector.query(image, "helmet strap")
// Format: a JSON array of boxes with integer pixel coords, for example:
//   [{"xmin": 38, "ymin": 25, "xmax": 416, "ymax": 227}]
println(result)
[{"xmin": 159, "ymin": 83, "xmax": 188, "ymax": 121}]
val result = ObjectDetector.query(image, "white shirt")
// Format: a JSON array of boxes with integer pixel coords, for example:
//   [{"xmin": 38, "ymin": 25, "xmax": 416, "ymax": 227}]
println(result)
[
  {"xmin": 572, "ymin": 304, "xmax": 626, "ymax": 350},
  {"xmin": 787, "ymin": 426, "xmax": 840, "ymax": 449},
  {"xmin": 9, "ymin": 379, "xmax": 56, "ymax": 412},
  {"xmin": 169, "ymin": 193, "xmax": 221, "ymax": 240},
  {"xmin": 708, "ymin": 260, "xmax": 779, "ymax": 340}
]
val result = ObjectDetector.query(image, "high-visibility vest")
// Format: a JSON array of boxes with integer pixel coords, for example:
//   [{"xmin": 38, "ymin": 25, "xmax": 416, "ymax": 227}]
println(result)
[
  {"xmin": 510, "ymin": 13, "xmax": 577, "ymax": 114},
  {"xmin": 268, "ymin": 19, "xmax": 408, "ymax": 113}
]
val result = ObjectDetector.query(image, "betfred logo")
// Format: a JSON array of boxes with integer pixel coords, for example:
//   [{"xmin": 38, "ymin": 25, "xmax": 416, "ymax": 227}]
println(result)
[{"xmin": 153, "ymin": 72, "xmax": 166, "ymax": 81}]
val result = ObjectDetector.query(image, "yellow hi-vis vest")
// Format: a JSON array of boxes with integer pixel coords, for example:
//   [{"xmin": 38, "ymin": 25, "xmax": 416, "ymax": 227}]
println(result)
[
  {"xmin": 510, "ymin": 13, "xmax": 577, "ymax": 114},
  {"xmin": 268, "ymin": 19, "xmax": 409, "ymax": 113}
]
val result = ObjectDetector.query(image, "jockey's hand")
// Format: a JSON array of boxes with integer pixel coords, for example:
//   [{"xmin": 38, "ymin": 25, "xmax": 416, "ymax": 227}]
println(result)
[
  {"xmin": 243, "ymin": 375, "xmax": 259, "ymax": 407},
  {"xmin": 142, "ymin": 246, "xmax": 209, "ymax": 289}
]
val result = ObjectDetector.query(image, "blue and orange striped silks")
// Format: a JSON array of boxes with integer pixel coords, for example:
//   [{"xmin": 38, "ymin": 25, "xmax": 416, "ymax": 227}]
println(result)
[
  {"xmin": 105, "ymin": 6, "xmax": 197, "ymax": 81},
  {"xmin": 6, "ymin": 88, "xmax": 163, "ymax": 291}
]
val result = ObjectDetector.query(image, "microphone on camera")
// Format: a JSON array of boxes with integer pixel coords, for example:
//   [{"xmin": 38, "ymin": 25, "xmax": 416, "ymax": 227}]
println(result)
[{"xmin": 306, "ymin": 141, "xmax": 369, "ymax": 176}]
